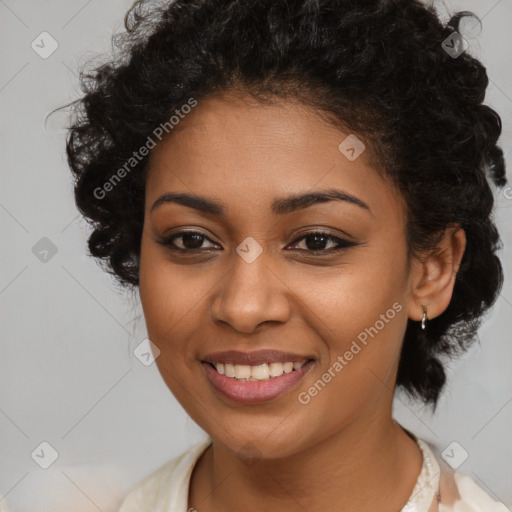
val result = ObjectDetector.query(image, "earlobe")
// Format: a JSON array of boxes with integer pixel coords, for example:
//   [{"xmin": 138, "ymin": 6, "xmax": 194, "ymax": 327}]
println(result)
[{"xmin": 407, "ymin": 224, "xmax": 466, "ymax": 324}]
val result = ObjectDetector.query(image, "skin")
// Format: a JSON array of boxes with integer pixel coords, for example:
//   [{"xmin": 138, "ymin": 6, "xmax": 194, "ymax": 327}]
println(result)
[{"xmin": 138, "ymin": 89, "xmax": 466, "ymax": 512}]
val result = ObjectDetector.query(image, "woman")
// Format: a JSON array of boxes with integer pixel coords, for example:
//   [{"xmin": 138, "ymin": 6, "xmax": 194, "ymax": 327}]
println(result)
[{"xmin": 65, "ymin": 0, "xmax": 509, "ymax": 510}]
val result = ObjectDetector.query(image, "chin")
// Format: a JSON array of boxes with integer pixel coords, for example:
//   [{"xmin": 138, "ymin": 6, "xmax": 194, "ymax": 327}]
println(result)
[{"xmin": 202, "ymin": 415, "xmax": 313, "ymax": 461}]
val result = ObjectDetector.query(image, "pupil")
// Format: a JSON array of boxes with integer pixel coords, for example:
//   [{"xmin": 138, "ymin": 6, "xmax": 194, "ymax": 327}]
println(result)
[
  {"xmin": 183, "ymin": 233, "xmax": 204, "ymax": 249},
  {"xmin": 306, "ymin": 234, "xmax": 327, "ymax": 250}
]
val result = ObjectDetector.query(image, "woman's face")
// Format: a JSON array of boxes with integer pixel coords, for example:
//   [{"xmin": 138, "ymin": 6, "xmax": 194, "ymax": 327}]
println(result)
[{"xmin": 139, "ymin": 90, "xmax": 422, "ymax": 459}]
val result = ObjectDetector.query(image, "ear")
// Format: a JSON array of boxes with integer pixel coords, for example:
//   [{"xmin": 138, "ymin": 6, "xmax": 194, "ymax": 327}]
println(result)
[{"xmin": 407, "ymin": 224, "xmax": 466, "ymax": 323}]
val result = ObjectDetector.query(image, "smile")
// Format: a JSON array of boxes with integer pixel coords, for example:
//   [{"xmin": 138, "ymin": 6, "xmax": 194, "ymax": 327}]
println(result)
[{"xmin": 201, "ymin": 355, "xmax": 315, "ymax": 404}]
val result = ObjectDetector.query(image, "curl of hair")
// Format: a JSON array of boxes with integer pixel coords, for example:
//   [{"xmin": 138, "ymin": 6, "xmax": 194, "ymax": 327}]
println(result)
[{"xmin": 65, "ymin": 0, "xmax": 507, "ymax": 406}]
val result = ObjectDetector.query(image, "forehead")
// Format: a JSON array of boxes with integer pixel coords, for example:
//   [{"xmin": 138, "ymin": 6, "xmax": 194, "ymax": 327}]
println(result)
[{"xmin": 145, "ymin": 91, "xmax": 404, "ymax": 220}]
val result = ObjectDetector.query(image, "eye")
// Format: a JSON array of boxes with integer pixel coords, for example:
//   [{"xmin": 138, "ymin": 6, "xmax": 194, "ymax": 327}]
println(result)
[
  {"xmin": 287, "ymin": 231, "xmax": 358, "ymax": 253},
  {"xmin": 157, "ymin": 231, "xmax": 220, "ymax": 251}
]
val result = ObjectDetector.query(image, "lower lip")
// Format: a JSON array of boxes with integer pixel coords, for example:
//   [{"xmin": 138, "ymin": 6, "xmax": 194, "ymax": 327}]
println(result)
[{"xmin": 202, "ymin": 360, "xmax": 315, "ymax": 404}]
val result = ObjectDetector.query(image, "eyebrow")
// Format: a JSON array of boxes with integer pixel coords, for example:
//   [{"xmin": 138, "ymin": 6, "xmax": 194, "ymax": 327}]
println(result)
[{"xmin": 150, "ymin": 189, "xmax": 371, "ymax": 216}]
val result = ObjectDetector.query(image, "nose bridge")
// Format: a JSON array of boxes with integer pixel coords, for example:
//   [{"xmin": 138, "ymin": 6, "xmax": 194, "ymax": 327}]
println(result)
[{"xmin": 210, "ymin": 246, "xmax": 290, "ymax": 333}]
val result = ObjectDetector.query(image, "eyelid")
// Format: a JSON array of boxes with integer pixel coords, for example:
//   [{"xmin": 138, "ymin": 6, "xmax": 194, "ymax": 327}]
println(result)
[{"xmin": 289, "ymin": 226, "xmax": 356, "ymax": 243}]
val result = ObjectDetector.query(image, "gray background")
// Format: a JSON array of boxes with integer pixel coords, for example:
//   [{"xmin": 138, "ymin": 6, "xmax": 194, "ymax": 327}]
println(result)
[{"xmin": 0, "ymin": 0, "xmax": 511, "ymax": 510}]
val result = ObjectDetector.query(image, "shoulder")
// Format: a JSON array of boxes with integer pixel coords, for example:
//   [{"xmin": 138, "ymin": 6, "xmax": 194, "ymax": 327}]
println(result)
[
  {"xmin": 417, "ymin": 439, "xmax": 508, "ymax": 512},
  {"xmin": 118, "ymin": 437, "xmax": 212, "ymax": 512},
  {"xmin": 445, "ymin": 471, "xmax": 510, "ymax": 512}
]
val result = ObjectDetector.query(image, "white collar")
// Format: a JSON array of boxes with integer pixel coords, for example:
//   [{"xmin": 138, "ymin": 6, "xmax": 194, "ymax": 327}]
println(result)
[{"xmin": 401, "ymin": 438, "xmax": 441, "ymax": 512}]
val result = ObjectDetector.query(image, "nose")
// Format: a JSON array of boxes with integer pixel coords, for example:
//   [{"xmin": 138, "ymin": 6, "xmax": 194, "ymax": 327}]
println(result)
[{"xmin": 209, "ymin": 253, "xmax": 291, "ymax": 334}]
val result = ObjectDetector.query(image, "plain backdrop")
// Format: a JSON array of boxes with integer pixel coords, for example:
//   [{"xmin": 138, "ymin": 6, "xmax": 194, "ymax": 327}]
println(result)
[{"xmin": 1, "ymin": 0, "xmax": 511, "ymax": 510}]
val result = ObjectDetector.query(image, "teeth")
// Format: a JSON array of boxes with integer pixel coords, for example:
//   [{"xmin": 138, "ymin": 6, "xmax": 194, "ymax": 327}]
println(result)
[
  {"xmin": 283, "ymin": 362, "xmax": 294, "ymax": 373},
  {"xmin": 251, "ymin": 364, "xmax": 270, "ymax": 380},
  {"xmin": 269, "ymin": 362, "xmax": 284, "ymax": 377},
  {"xmin": 225, "ymin": 363, "xmax": 235, "ymax": 378},
  {"xmin": 234, "ymin": 364, "xmax": 252, "ymax": 379},
  {"xmin": 212, "ymin": 360, "xmax": 308, "ymax": 380}
]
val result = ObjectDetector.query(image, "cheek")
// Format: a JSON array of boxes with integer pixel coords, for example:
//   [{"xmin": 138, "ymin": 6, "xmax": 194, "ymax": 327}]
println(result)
[
  {"xmin": 297, "ymin": 236, "xmax": 408, "ymax": 357},
  {"xmin": 138, "ymin": 234, "xmax": 197, "ymax": 357},
  {"xmin": 294, "ymin": 235, "xmax": 410, "ymax": 412},
  {"xmin": 329, "ymin": 266, "xmax": 407, "ymax": 360},
  {"xmin": 138, "ymin": 240, "xmax": 207, "ymax": 409},
  {"xmin": 292, "ymin": 298, "xmax": 407, "ymax": 443}
]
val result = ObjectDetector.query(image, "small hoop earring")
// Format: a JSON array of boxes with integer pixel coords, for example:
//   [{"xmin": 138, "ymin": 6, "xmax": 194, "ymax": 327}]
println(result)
[{"xmin": 421, "ymin": 305, "xmax": 428, "ymax": 330}]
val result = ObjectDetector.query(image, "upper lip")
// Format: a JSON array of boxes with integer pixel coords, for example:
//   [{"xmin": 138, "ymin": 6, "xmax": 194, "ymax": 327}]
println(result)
[{"xmin": 202, "ymin": 350, "xmax": 314, "ymax": 366}]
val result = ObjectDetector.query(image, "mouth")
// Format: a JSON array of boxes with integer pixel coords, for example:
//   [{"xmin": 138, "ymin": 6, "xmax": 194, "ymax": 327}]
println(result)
[{"xmin": 200, "ymin": 353, "xmax": 315, "ymax": 404}]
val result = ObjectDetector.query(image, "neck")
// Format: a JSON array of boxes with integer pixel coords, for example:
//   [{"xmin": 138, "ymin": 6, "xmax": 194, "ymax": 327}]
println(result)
[{"xmin": 190, "ymin": 413, "xmax": 423, "ymax": 512}]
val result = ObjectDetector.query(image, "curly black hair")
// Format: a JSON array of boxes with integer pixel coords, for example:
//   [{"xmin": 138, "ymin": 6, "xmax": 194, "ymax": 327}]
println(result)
[{"xmin": 64, "ymin": 0, "xmax": 507, "ymax": 406}]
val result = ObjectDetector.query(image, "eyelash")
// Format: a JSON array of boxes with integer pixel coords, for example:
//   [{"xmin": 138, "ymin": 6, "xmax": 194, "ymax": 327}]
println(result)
[{"xmin": 157, "ymin": 230, "xmax": 358, "ymax": 255}]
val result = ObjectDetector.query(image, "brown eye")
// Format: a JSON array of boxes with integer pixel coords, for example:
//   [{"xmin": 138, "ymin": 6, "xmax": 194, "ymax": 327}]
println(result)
[
  {"xmin": 157, "ymin": 231, "xmax": 220, "ymax": 251},
  {"xmin": 288, "ymin": 231, "xmax": 358, "ymax": 253},
  {"xmin": 178, "ymin": 232, "xmax": 207, "ymax": 250}
]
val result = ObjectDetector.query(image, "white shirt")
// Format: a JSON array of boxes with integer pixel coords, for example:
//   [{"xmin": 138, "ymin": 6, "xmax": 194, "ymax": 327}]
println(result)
[{"xmin": 118, "ymin": 436, "xmax": 509, "ymax": 511}]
